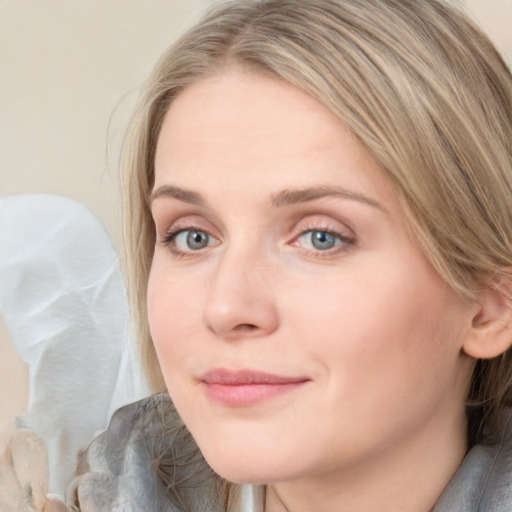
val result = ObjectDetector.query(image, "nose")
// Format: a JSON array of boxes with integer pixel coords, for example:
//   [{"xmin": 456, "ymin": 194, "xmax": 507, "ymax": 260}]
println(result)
[{"xmin": 203, "ymin": 247, "xmax": 279, "ymax": 340}]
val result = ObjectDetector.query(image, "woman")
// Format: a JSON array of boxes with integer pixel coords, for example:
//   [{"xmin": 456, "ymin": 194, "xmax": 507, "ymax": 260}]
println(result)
[{"xmin": 73, "ymin": 0, "xmax": 512, "ymax": 510}]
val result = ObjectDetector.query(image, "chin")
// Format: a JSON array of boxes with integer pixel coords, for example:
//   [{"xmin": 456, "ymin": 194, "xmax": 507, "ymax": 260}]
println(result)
[
  {"xmin": 207, "ymin": 462, "xmax": 281, "ymax": 486},
  {"xmin": 198, "ymin": 440, "xmax": 301, "ymax": 485}
]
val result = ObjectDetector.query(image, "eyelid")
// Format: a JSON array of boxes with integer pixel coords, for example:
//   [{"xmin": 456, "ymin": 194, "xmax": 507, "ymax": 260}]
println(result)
[
  {"xmin": 160, "ymin": 224, "xmax": 218, "ymax": 245},
  {"xmin": 154, "ymin": 212, "xmax": 215, "ymax": 241},
  {"xmin": 290, "ymin": 214, "xmax": 354, "ymax": 239},
  {"xmin": 151, "ymin": 202, "xmax": 220, "ymax": 232},
  {"xmin": 288, "ymin": 216, "xmax": 356, "ymax": 257},
  {"xmin": 154, "ymin": 211, "xmax": 221, "ymax": 256},
  {"xmin": 158, "ymin": 226, "xmax": 220, "ymax": 260},
  {"xmin": 155, "ymin": 213, "xmax": 356, "ymax": 259},
  {"xmin": 292, "ymin": 228, "xmax": 353, "ymax": 248}
]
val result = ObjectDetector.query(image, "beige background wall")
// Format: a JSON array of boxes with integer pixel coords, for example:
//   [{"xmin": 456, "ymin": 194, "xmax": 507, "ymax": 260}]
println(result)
[
  {"xmin": 1, "ymin": 0, "xmax": 511, "ymax": 246},
  {"xmin": 0, "ymin": 0, "xmax": 215, "ymax": 245},
  {"xmin": 0, "ymin": 0, "xmax": 215, "ymax": 454},
  {"xmin": 465, "ymin": 0, "xmax": 512, "ymax": 60},
  {"xmin": 1, "ymin": 0, "xmax": 512, "ymax": 449}
]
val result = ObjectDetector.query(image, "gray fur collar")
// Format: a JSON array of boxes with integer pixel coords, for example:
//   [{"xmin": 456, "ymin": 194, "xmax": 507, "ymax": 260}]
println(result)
[
  {"xmin": 70, "ymin": 394, "xmax": 512, "ymax": 512},
  {"xmin": 433, "ymin": 417, "xmax": 512, "ymax": 512},
  {"xmin": 70, "ymin": 394, "xmax": 228, "ymax": 511}
]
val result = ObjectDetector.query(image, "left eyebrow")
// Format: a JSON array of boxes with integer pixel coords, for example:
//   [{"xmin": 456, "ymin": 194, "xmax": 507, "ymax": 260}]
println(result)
[
  {"xmin": 149, "ymin": 185, "xmax": 205, "ymax": 207},
  {"xmin": 271, "ymin": 185, "xmax": 385, "ymax": 211}
]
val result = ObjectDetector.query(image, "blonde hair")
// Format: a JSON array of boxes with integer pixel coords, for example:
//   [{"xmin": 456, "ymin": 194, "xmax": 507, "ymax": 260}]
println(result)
[{"xmin": 122, "ymin": 0, "xmax": 512, "ymax": 450}]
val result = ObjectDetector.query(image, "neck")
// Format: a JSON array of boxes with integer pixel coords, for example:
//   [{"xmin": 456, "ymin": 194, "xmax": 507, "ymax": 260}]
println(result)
[{"xmin": 264, "ymin": 411, "xmax": 468, "ymax": 512}]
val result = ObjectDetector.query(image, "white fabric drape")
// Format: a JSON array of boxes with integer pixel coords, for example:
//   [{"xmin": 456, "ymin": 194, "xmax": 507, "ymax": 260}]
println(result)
[{"xmin": 0, "ymin": 194, "xmax": 151, "ymax": 498}]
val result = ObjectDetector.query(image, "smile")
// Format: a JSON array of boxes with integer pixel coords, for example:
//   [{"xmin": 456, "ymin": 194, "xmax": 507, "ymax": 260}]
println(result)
[{"xmin": 200, "ymin": 368, "xmax": 310, "ymax": 407}]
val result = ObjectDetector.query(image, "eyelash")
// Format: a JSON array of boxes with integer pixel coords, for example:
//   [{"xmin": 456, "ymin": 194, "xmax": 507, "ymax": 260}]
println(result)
[
  {"xmin": 292, "ymin": 227, "xmax": 355, "ymax": 258},
  {"xmin": 158, "ymin": 222, "xmax": 355, "ymax": 259},
  {"xmin": 159, "ymin": 224, "xmax": 217, "ymax": 258}
]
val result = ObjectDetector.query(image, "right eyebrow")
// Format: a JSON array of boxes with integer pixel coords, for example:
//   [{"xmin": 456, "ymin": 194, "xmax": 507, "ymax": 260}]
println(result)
[
  {"xmin": 149, "ymin": 185, "xmax": 206, "ymax": 207},
  {"xmin": 271, "ymin": 185, "xmax": 384, "ymax": 211}
]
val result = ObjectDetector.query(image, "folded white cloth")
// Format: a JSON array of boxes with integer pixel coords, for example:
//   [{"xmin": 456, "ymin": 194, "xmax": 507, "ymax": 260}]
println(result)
[{"xmin": 0, "ymin": 194, "xmax": 151, "ymax": 497}]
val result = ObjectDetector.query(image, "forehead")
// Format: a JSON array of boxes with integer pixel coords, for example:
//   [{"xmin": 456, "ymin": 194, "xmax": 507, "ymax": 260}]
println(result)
[
  {"xmin": 153, "ymin": 68, "xmax": 389, "ymax": 203},
  {"xmin": 156, "ymin": 70, "xmax": 348, "ymax": 155}
]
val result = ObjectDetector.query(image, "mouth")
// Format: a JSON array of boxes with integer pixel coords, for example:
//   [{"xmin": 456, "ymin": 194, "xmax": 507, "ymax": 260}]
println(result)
[{"xmin": 199, "ymin": 368, "xmax": 310, "ymax": 407}]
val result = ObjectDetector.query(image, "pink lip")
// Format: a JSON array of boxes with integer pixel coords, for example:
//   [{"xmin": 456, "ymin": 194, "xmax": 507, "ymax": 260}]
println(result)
[{"xmin": 200, "ymin": 369, "xmax": 310, "ymax": 407}]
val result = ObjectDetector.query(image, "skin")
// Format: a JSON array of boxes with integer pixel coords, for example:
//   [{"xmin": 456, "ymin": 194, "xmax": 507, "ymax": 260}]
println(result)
[{"xmin": 148, "ymin": 69, "xmax": 478, "ymax": 512}]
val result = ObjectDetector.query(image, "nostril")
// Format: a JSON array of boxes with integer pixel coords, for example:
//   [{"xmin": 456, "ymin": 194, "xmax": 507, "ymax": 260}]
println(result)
[{"xmin": 235, "ymin": 324, "xmax": 258, "ymax": 332}]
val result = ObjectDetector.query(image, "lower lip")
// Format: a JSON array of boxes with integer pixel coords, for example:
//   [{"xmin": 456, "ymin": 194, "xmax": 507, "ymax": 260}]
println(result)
[{"xmin": 203, "ymin": 381, "xmax": 307, "ymax": 407}]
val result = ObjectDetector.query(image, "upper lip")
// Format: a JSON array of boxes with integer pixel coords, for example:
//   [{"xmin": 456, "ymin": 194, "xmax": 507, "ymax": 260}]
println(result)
[{"xmin": 200, "ymin": 368, "xmax": 310, "ymax": 385}]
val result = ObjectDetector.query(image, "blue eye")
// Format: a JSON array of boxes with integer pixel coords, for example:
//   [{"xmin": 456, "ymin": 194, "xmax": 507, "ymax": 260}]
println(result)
[
  {"xmin": 170, "ymin": 229, "xmax": 216, "ymax": 252},
  {"xmin": 298, "ymin": 230, "xmax": 344, "ymax": 251}
]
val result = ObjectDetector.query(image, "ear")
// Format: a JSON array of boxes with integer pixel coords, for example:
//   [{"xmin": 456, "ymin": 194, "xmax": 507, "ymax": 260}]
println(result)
[{"xmin": 463, "ymin": 276, "xmax": 512, "ymax": 359}]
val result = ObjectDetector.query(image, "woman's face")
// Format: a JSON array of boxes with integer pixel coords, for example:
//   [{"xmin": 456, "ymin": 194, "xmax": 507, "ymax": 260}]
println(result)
[{"xmin": 148, "ymin": 69, "xmax": 475, "ymax": 486}]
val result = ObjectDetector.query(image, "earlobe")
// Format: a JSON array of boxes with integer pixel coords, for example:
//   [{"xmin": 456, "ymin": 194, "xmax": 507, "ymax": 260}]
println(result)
[{"xmin": 463, "ymin": 277, "xmax": 512, "ymax": 360}]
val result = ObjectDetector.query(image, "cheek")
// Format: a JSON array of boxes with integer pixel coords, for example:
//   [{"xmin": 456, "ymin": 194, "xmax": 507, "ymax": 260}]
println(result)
[
  {"xmin": 284, "ymin": 256, "xmax": 466, "ymax": 392},
  {"xmin": 147, "ymin": 262, "xmax": 202, "ymax": 375}
]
